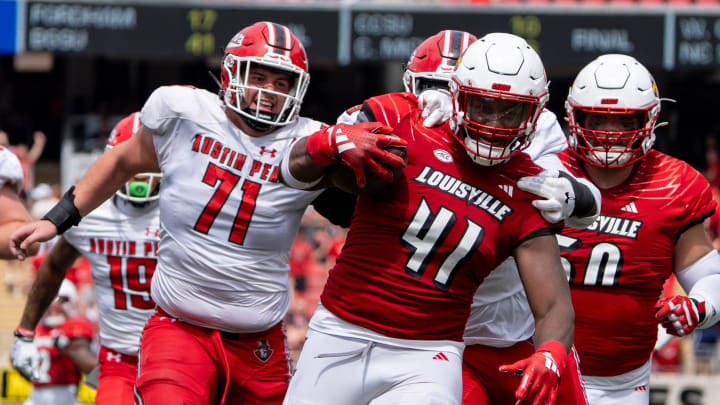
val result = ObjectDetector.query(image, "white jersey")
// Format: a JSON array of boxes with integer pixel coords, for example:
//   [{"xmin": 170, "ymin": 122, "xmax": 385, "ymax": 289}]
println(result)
[
  {"xmin": 0, "ymin": 146, "xmax": 24, "ymax": 193},
  {"xmin": 140, "ymin": 85, "xmax": 324, "ymax": 333},
  {"xmin": 464, "ymin": 109, "xmax": 594, "ymax": 347},
  {"xmin": 63, "ymin": 197, "xmax": 160, "ymax": 355}
]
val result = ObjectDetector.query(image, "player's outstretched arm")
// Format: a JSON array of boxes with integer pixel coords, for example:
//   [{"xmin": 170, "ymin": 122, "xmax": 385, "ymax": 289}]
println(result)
[
  {"xmin": 0, "ymin": 184, "xmax": 34, "ymax": 259},
  {"xmin": 655, "ymin": 223, "xmax": 720, "ymax": 336},
  {"xmin": 280, "ymin": 122, "xmax": 407, "ymax": 190},
  {"xmin": 66, "ymin": 337, "xmax": 98, "ymax": 375},
  {"xmin": 12, "ymin": 238, "xmax": 80, "ymax": 380},
  {"xmin": 10, "ymin": 125, "xmax": 159, "ymax": 259},
  {"xmin": 501, "ymin": 234, "xmax": 573, "ymax": 405}
]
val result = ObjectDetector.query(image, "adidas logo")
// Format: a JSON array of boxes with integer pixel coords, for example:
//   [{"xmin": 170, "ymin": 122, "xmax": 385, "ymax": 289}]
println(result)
[
  {"xmin": 621, "ymin": 202, "xmax": 638, "ymax": 214},
  {"xmin": 499, "ymin": 184, "xmax": 514, "ymax": 197},
  {"xmin": 432, "ymin": 352, "xmax": 449, "ymax": 361}
]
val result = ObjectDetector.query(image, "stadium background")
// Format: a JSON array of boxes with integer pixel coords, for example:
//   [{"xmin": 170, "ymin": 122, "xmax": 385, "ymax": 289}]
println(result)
[{"xmin": 1, "ymin": 0, "xmax": 720, "ymax": 404}]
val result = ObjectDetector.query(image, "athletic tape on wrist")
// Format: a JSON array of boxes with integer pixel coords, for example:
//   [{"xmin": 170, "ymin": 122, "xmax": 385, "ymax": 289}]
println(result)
[{"xmin": 41, "ymin": 186, "xmax": 82, "ymax": 234}]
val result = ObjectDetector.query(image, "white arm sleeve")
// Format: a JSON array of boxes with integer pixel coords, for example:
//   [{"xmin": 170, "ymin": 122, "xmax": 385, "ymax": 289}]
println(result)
[{"xmin": 676, "ymin": 249, "xmax": 720, "ymax": 328}]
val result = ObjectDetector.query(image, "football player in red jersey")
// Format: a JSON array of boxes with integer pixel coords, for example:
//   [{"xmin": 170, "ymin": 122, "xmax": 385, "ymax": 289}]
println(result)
[
  {"xmin": 342, "ymin": 30, "xmax": 594, "ymax": 405},
  {"xmin": 9, "ymin": 22, "xmax": 400, "ymax": 405},
  {"xmin": 15, "ymin": 279, "xmax": 96, "ymax": 405},
  {"xmin": 280, "ymin": 33, "xmax": 574, "ymax": 405},
  {"xmin": 559, "ymin": 54, "xmax": 720, "ymax": 404},
  {"xmin": 12, "ymin": 113, "xmax": 161, "ymax": 405}
]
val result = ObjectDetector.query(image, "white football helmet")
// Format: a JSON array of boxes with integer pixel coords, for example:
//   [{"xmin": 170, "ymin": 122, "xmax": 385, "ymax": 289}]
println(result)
[
  {"xmin": 566, "ymin": 54, "xmax": 660, "ymax": 168},
  {"xmin": 42, "ymin": 279, "xmax": 78, "ymax": 328},
  {"xmin": 449, "ymin": 33, "xmax": 549, "ymax": 166}
]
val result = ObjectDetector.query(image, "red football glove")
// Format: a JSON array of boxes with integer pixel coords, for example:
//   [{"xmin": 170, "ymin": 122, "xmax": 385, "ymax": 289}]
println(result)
[
  {"xmin": 304, "ymin": 122, "xmax": 407, "ymax": 188},
  {"xmin": 654, "ymin": 295, "xmax": 706, "ymax": 337},
  {"xmin": 499, "ymin": 341, "xmax": 567, "ymax": 405}
]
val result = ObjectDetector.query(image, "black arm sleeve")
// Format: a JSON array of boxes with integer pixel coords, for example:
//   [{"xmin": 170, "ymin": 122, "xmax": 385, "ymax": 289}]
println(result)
[
  {"xmin": 311, "ymin": 187, "xmax": 358, "ymax": 228},
  {"xmin": 558, "ymin": 171, "xmax": 596, "ymax": 218}
]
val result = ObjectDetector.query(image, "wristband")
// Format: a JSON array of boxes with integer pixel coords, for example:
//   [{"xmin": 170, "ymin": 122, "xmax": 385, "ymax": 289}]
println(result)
[
  {"xmin": 558, "ymin": 171, "xmax": 595, "ymax": 217},
  {"xmin": 41, "ymin": 186, "xmax": 82, "ymax": 234},
  {"xmin": 14, "ymin": 326, "xmax": 35, "ymax": 341},
  {"xmin": 537, "ymin": 340, "xmax": 568, "ymax": 369},
  {"xmin": 305, "ymin": 127, "xmax": 337, "ymax": 167}
]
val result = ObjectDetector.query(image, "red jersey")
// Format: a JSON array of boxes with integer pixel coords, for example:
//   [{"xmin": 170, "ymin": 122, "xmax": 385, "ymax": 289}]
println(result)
[
  {"xmin": 321, "ymin": 97, "xmax": 557, "ymax": 341},
  {"xmin": 34, "ymin": 317, "xmax": 94, "ymax": 387},
  {"xmin": 559, "ymin": 150, "xmax": 716, "ymax": 376}
]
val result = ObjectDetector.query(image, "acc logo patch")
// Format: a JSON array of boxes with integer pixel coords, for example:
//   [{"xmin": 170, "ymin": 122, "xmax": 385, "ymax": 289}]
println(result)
[
  {"xmin": 433, "ymin": 149, "xmax": 453, "ymax": 163},
  {"xmin": 253, "ymin": 339, "xmax": 274, "ymax": 362}
]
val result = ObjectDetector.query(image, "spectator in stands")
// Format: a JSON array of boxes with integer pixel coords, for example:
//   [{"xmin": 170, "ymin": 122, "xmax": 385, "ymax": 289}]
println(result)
[{"xmin": 10, "ymin": 131, "xmax": 47, "ymax": 197}]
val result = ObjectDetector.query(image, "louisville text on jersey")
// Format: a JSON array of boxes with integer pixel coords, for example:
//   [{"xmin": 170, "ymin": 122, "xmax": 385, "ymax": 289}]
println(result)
[
  {"xmin": 192, "ymin": 134, "xmax": 280, "ymax": 183},
  {"xmin": 413, "ymin": 165, "xmax": 513, "ymax": 222},
  {"xmin": 585, "ymin": 214, "xmax": 643, "ymax": 239}
]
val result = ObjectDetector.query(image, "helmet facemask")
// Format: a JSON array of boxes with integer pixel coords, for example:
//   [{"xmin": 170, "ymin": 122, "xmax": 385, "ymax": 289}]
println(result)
[
  {"xmin": 222, "ymin": 55, "xmax": 309, "ymax": 129},
  {"xmin": 452, "ymin": 81, "xmax": 544, "ymax": 166},
  {"xmin": 116, "ymin": 172, "xmax": 162, "ymax": 205},
  {"xmin": 568, "ymin": 106, "xmax": 656, "ymax": 168}
]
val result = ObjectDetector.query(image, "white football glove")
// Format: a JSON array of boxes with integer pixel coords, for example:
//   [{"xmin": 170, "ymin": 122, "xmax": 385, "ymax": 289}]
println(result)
[
  {"xmin": 418, "ymin": 89, "xmax": 453, "ymax": 128},
  {"xmin": 11, "ymin": 330, "xmax": 40, "ymax": 382},
  {"xmin": 517, "ymin": 170, "xmax": 575, "ymax": 224}
]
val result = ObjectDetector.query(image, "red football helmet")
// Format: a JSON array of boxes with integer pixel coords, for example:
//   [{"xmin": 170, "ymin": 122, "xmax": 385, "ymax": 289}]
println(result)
[
  {"xmin": 107, "ymin": 112, "xmax": 162, "ymax": 204},
  {"xmin": 403, "ymin": 30, "xmax": 477, "ymax": 96},
  {"xmin": 221, "ymin": 22, "xmax": 310, "ymax": 129}
]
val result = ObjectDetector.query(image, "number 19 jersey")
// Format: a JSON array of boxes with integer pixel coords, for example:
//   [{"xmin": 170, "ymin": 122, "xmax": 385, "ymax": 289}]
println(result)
[
  {"xmin": 559, "ymin": 149, "xmax": 715, "ymax": 376},
  {"xmin": 63, "ymin": 198, "xmax": 160, "ymax": 356}
]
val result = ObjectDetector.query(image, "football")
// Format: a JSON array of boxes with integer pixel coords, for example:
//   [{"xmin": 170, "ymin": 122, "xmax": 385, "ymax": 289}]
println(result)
[{"xmin": 328, "ymin": 145, "xmax": 408, "ymax": 195}]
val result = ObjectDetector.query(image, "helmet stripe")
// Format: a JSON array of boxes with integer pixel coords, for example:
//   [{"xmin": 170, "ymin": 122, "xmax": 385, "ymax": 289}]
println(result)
[
  {"xmin": 271, "ymin": 22, "xmax": 290, "ymax": 57},
  {"xmin": 461, "ymin": 32, "xmax": 471, "ymax": 53},
  {"xmin": 449, "ymin": 30, "xmax": 463, "ymax": 59},
  {"xmin": 442, "ymin": 30, "xmax": 452, "ymax": 58}
]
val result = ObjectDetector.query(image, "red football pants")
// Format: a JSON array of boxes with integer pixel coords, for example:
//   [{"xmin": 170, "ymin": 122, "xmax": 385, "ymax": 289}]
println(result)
[
  {"xmin": 96, "ymin": 346, "xmax": 138, "ymax": 405},
  {"xmin": 134, "ymin": 309, "xmax": 290, "ymax": 405},
  {"xmin": 462, "ymin": 341, "xmax": 588, "ymax": 405}
]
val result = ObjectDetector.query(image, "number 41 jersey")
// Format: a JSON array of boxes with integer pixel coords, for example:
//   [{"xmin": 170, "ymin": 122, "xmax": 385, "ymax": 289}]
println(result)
[
  {"xmin": 63, "ymin": 198, "xmax": 160, "ymax": 356},
  {"xmin": 559, "ymin": 149, "xmax": 716, "ymax": 376},
  {"xmin": 321, "ymin": 108, "xmax": 558, "ymax": 342}
]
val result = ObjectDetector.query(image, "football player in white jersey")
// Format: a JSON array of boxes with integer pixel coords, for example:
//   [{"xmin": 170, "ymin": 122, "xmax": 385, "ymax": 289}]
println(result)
[
  {"xmin": 11, "ymin": 112, "xmax": 161, "ymax": 405},
  {"xmin": 10, "ymin": 22, "xmax": 403, "ymax": 405},
  {"xmin": 0, "ymin": 145, "xmax": 34, "ymax": 258},
  {"xmin": 340, "ymin": 30, "xmax": 597, "ymax": 405}
]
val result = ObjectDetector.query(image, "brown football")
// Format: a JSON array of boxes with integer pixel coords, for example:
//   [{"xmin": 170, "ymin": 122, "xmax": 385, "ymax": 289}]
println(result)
[{"xmin": 328, "ymin": 146, "xmax": 408, "ymax": 195}]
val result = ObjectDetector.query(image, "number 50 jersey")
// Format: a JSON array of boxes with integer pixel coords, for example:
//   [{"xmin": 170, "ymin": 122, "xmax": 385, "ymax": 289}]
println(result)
[
  {"xmin": 63, "ymin": 198, "xmax": 160, "ymax": 356},
  {"xmin": 559, "ymin": 149, "xmax": 716, "ymax": 377}
]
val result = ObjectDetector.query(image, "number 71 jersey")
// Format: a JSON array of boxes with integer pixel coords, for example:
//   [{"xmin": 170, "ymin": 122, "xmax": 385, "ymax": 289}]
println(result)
[
  {"xmin": 558, "ymin": 149, "xmax": 716, "ymax": 376},
  {"xmin": 62, "ymin": 199, "xmax": 160, "ymax": 356}
]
